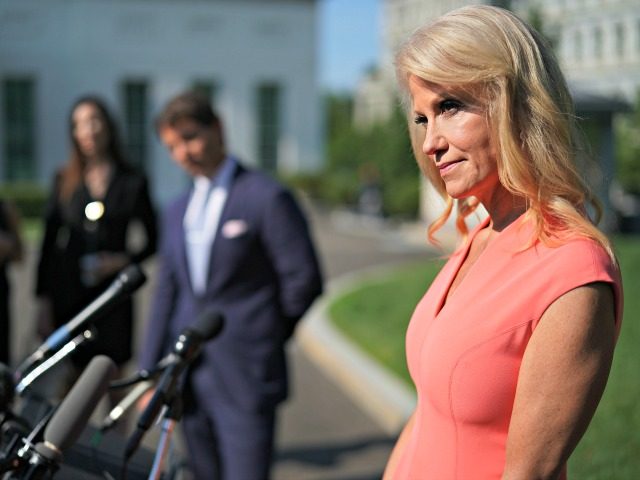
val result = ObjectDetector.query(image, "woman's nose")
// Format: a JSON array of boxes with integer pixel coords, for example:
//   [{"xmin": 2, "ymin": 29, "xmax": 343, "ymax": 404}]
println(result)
[{"xmin": 422, "ymin": 125, "xmax": 446, "ymax": 159}]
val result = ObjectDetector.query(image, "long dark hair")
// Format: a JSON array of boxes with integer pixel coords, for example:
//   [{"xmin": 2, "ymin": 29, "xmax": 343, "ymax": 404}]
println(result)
[{"xmin": 59, "ymin": 95, "xmax": 129, "ymax": 202}]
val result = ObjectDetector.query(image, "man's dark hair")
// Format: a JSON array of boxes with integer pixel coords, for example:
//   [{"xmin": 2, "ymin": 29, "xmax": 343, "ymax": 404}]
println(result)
[{"xmin": 155, "ymin": 91, "xmax": 221, "ymax": 131}]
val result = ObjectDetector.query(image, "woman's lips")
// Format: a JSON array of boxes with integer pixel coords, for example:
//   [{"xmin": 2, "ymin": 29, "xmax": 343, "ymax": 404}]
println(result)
[{"xmin": 438, "ymin": 160, "xmax": 463, "ymax": 175}]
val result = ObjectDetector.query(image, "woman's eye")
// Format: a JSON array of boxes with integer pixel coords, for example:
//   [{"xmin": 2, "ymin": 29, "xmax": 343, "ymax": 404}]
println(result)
[
  {"xmin": 413, "ymin": 115, "xmax": 427, "ymax": 126},
  {"xmin": 441, "ymin": 99, "xmax": 461, "ymax": 113}
]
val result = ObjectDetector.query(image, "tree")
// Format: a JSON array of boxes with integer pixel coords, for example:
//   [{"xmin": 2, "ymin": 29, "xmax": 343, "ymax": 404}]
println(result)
[
  {"xmin": 284, "ymin": 94, "xmax": 421, "ymax": 218},
  {"xmin": 322, "ymin": 94, "xmax": 420, "ymax": 217},
  {"xmin": 615, "ymin": 90, "xmax": 640, "ymax": 194}
]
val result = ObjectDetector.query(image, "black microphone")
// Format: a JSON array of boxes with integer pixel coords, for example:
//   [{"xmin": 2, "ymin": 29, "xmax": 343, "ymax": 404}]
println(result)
[
  {"xmin": 124, "ymin": 309, "xmax": 224, "ymax": 460},
  {"xmin": 16, "ymin": 355, "xmax": 117, "ymax": 479},
  {"xmin": 108, "ymin": 350, "xmax": 175, "ymax": 390},
  {"xmin": 16, "ymin": 264, "xmax": 146, "ymax": 378}
]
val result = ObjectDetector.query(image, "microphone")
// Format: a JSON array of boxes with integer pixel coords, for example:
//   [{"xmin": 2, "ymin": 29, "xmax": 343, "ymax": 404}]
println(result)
[
  {"xmin": 124, "ymin": 309, "xmax": 224, "ymax": 460},
  {"xmin": 16, "ymin": 264, "xmax": 146, "ymax": 378},
  {"xmin": 99, "ymin": 379, "xmax": 154, "ymax": 432},
  {"xmin": 16, "ymin": 355, "xmax": 117, "ymax": 479},
  {"xmin": 108, "ymin": 352, "xmax": 175, "ymax": 390},
  {"xmin": 14, "ymin": 328, "xmax": 95, "ymax": 396}
]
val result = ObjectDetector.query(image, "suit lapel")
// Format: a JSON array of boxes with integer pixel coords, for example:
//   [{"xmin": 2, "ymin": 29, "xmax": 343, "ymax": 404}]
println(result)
[
  {"xmin": 174, "ymin": 193, "xmax": 195, "ymax": 294},
  {"xmin": 205, "ymin": 163, "xmax": 246, "ymax": 293}
]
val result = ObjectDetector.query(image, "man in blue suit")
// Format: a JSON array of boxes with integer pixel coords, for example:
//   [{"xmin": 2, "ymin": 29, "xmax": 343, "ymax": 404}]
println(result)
[{"xmin": 138, "ymin": 91, "xmax": 323, "ymax": 480}]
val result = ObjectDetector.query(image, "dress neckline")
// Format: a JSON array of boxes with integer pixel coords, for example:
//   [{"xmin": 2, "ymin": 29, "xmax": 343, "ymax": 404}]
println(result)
[{"xmin": 436, "ymin": 211, "xmax": 528, "ymax": 316}]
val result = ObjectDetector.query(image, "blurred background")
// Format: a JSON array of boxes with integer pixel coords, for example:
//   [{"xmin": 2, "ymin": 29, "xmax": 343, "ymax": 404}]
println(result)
[
  {"xmin": 1, "ymin": 1, "xmax": 639, "ymax": 479},
  {"xmin": 1, "ymin": 0, "xmax": 639, "ymax": 228}
]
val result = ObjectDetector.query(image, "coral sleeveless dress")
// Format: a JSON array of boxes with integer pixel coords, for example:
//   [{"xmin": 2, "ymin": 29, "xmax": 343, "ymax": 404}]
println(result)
[{"xmin": 394, "ymin": 215, "xmax": 623, "ymax": 479}]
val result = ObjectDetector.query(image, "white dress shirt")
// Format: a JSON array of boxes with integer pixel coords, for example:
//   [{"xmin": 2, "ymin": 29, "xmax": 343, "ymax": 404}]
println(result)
[{"xmin": 184, "ymin": 157, "xmax": 236, "ymax": 294}]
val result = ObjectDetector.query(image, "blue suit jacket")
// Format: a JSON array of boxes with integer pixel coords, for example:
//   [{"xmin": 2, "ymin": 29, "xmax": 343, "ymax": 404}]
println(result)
[{"xmin": 139, "ymin": 162, "xmax": 323, "ymax": 412}]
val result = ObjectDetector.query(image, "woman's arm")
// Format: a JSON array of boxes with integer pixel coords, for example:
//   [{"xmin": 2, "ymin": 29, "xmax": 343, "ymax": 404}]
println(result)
[
  {"xmin": 503, "ymin": 282, "xmax": 616, "ymax": 480},
  {"xmin": 383, "ymin": 411, "xmax": 416, "ymax": 480}
]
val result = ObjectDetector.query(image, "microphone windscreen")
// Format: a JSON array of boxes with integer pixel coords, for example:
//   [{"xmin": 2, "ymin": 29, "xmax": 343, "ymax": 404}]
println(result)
[
  {"xmin": 44, "ymin": 355, "xmax": 117, "ymax": 451},
  {"xmin": 193, "ymin": 309, "xmax": 224, "ymax": 340},
  {"xmin": 117, "ymin": 264, "xmax": 147, "ymax": 294}
]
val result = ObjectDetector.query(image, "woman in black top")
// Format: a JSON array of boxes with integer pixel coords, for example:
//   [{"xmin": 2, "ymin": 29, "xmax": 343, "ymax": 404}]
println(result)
[{"xmin": 35, "ymin": 95, "xmax": 157, "ymax": 376}]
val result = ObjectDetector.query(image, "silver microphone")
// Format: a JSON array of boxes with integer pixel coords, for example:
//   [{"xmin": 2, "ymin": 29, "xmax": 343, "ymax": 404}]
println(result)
[{"xmin": 100, "ymin": 380, "xmax": 154, "ymax": 432}]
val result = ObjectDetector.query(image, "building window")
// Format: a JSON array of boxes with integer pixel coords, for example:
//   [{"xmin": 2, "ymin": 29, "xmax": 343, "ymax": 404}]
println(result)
[
  {"xmin": 2, "ymin": 77, "xmax": 36, "ymax": 181},
  {"xmin": 574, "ymin": 29, "xmax": 583, "ymax": 61},
  {"xmin": 122, "ymin": 80, "xmax": 148, "ymax": 169},
  {"xmin": 192, "ymin": 80, "xmax": 218, "ymax": 108},
  {"xmin": 615, "ymin": 22, "xmax": 625, "ymax": 58},
  {"xmin": 256, "ymin": 83, "xmax": 281, "ymax": 172},
  {"xmin": 594, "ymin": 26, "xmax": 603, "ymax": 59}
]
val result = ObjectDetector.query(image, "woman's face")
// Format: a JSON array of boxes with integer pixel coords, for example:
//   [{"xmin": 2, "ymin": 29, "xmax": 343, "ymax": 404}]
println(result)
[
  {"xmin": 72, "ymin": 102, "xmax": 110, "ymax": 158},
  {"xmin": 408, "ymin": 75, "xmax": 501, "ymax": 206}
]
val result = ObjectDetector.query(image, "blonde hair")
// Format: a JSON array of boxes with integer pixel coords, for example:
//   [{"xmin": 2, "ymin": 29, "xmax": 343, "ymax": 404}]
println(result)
[{"xmin": 395, "ymin": 5, "xmax": 614, "ymax": 258}]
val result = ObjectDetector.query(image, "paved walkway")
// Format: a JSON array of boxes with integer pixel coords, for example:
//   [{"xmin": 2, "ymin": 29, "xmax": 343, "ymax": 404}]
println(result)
[{"xmin": 8, "ymin": 202, "xmax": 436, "ymax": 479}]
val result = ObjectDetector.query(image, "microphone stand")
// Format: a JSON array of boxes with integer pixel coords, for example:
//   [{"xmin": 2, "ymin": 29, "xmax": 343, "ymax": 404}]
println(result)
[
  {"xmin": 0, "ymin": 330, "xmax": 95, "ymax": 477},
  {"xmin": 147, "ymin": 396, "xmax": 183, "ymax": 480},
  {"xmin": 13, "ymin": 444, "xmax": 59, "ymax": 480},
  {"xmin": 122, "ymin": 364, "xmax": 187, "ymax": 478},
  {"xmin": 0, "ymin": 412, "xmax": 31, "ymax": 473},
  {"xmin": 108, "ymin": 355, "xmax": 170, "ymax": 390},
  {"xmin": 0, "ymin": 408, "xmax": 56, "ymax": 476},
  {"xmin": 99, "ymin": 355, "xmax": 174, "ymax": 434}
]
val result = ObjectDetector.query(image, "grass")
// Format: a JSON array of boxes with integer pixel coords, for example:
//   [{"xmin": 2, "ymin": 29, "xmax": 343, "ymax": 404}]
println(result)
[
  {"xmin": 21, "ymin": 218, "xmax": 43, "ymax": 245},
  {"xmin": 329, "ymin": 237, "xmax": 640, "ymax": 479},
  {"xmin": 570, "ymin": 235, "xmax": 640, "ymax": 478},
  {"xmin": 329, "ymin": 259, "xmax": 444, "ymax": 387}
]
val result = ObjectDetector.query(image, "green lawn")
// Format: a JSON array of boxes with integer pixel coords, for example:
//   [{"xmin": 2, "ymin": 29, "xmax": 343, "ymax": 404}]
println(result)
[
  {"xmin": 329, "ymin": 259, "xmax": 443, "ymax": 387},
  {"xmin": 21, "ymin": 219, "xmax": 43, "ymax": 245},
  {"xmin": 329, "ymin": 237, "xmax": 640, "ymax": 479}
]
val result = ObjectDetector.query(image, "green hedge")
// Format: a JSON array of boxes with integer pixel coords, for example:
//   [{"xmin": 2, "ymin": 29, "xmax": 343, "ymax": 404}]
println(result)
[{"xmin": 0, "ymin": 183, "xmax": 49, "ymax": 219}]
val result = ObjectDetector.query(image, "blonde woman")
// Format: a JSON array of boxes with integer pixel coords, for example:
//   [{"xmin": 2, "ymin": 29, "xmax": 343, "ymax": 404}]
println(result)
[{"xmin": 384, "ymin": 6, "xmax": 622, "ymax": 479}]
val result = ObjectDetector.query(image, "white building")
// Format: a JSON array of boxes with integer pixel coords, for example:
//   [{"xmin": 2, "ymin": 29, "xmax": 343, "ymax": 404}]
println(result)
[
  {"xmin": 357, "ymin": 0, "xmax": 640, "ymax": 128},
  {"xmin": 521, "ymin": 0, "xmax": 640, "ymax": 103},
  {"xmin": 0, "ymin": 0, "xmax": 322, "ymax": 204},
  {"xmin": 355, "ymin": 0, "xmax": 505, "ymax": 128}
]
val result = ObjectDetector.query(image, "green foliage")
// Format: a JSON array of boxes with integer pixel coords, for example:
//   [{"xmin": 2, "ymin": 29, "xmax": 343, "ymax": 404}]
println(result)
[
  {"xmin": 315, "ymin": 94, "xmax": 420, "ymax": 218},
  {"xmin": 615, "ymin": 91, "xmax": 640, "ymax": 194},
  {"xmin": 0, "ymin": 182, "xmax": 48, "ymax": 219},
  {"xmin": 278, "ymin": 172, "xmax": 324, "ymax": 199}
]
